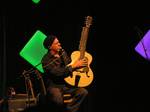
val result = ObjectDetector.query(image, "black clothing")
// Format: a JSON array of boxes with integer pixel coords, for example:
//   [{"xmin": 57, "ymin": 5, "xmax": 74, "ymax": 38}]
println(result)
[
  {"xmin": 41, "ymin": 50, "xmax": 88, "ymax": 112},
  {"xmin": 42, "ymin": 50, "xmax": 73, "ymax": 86}
]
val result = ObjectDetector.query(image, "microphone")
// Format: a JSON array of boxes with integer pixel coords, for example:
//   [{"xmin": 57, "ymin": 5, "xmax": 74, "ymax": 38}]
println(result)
[{"xmin": 58, "ymin": 48, "xmax": 64, "ymax": 55}]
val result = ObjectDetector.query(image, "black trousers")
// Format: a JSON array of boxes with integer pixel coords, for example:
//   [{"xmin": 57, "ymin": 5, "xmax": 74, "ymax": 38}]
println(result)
[{"xmin": 47, "ymin": 86, "xmax": 88, "ymax": 112}]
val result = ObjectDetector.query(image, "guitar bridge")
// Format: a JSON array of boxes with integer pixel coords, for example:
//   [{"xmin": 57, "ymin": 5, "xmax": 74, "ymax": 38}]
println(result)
[
  {"xmin": 76, "ymin": 67, "xmax": 90, "ymax": 77},
  {"xmin": 76, "ymin": 67, "xmax": 88, "ymax": 73}
]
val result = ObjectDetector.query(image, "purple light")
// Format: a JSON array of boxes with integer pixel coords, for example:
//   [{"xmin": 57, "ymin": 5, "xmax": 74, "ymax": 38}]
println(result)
[{"xmin": 135, "ymin": 29, "xmax": 150, "ymax": 60}]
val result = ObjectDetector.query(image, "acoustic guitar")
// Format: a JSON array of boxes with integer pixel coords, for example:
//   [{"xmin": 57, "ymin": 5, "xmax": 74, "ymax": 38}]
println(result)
[{"xmin": 64, "ymin": 16, "xmax": 94, "ymax": 87}]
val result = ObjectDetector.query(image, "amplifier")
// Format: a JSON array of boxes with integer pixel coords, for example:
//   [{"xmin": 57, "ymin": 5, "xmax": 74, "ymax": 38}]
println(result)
[{"xmin": 8, "ymin": 94, "xmax": 37, "ymax": 112}]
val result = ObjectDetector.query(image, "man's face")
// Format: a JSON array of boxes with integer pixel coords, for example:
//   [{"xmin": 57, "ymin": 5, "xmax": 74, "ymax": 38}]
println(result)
[{"xmin": 50, "ymin": 38, "xmax": 62, "ymax": 52}]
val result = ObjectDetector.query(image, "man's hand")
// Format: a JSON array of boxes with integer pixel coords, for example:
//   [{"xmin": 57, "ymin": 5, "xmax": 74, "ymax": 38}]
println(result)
[{"xmin": 71, "ymin": 57, "xmax": 88, "ymax": 69}]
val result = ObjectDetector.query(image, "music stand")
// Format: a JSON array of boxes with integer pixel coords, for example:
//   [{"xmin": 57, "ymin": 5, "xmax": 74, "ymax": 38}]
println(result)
[{"xmin": 135, "ymin": 29, "xmax": 150, "ymax": 60}]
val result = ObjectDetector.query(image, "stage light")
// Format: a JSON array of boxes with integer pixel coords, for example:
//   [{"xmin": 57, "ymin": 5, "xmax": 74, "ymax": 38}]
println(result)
[
  {"xmin": 32, "ymin": 0, "xmax": 41, "ymax": 4},
  {"xmin": 135, "ymin": 29, "xmax": 150, "ymax": 60},
  {"xmin": 19, "ymin": 30, "xmax": 48, "ymax": 73}
]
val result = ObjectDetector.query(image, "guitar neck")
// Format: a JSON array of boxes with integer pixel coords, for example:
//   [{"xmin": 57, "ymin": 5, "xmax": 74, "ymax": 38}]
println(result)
[{"xmin": 79, "ymin": 27, "xmax": 90, "ymax": 59}]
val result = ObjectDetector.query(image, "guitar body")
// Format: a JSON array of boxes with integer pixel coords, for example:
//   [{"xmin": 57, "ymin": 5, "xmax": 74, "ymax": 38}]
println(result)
[
  {"xmin": 64, "ymin": 51, "xmax": 94, "ymax": 87},
  {"xmin": 65, "ymin": 16, "xmax": 94, "ymax": 87}
]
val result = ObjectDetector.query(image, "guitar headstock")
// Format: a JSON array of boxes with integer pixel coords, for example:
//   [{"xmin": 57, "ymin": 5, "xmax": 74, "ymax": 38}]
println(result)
[{"xmin": 85, "ymin": 16, "xmax": 93, "ymax": 28}]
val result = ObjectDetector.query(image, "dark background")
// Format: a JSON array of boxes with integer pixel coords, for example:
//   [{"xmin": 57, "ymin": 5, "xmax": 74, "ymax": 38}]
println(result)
[{"xmin": 1, "ymin": 0, "xmax": 150, "ymax": 112}]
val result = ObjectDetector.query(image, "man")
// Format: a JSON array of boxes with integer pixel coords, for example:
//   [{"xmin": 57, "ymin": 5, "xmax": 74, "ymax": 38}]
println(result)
[{"xmin": 41, "ymin": 35, "xmax": 88, "ymax": 112}]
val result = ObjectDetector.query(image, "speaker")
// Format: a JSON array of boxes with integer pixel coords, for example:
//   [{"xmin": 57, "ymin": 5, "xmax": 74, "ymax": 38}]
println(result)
[{"xmin": 8, "ymin": 94, "xmax": 36, "ymax": 112}]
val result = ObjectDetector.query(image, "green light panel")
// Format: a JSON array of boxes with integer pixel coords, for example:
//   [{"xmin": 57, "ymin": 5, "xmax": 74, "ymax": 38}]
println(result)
[
  {"xmin": 32, "ymin": 0, "xmax": 41, "ymax": 4},
  {"xmin": 19, "ymin": 30, "xmax": 48, "ymax": 73}
]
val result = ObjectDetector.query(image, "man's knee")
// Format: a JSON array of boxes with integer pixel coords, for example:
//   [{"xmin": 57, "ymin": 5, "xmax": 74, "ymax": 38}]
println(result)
[
  {"xmin": 79, "ymin": 88, "xmax": 88, "ymax": 96},
  {"xmin": 52, "ymin": 96, "xmax": 63, "ymax": 105},
  {"xmin": 47, "ymin": 87, "xmax": 63, "ymax": 105}
]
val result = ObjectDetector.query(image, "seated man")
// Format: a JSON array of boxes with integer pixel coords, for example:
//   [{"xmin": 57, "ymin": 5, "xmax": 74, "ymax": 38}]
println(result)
[{"xmin": 41, "ymin": 35, "xmax": 88, "ymax": 112}]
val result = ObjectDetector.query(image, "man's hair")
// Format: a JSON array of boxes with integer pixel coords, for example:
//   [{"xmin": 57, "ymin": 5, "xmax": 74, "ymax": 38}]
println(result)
[{"xmin": 43, "ymin": 35, "xmax": 56, "ymax": 49}]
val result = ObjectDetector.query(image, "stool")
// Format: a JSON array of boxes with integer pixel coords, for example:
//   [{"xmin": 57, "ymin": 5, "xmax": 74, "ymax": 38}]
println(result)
[{"xmin": 63, "ymin": 93, "xmax": 73, "ymax": 103}]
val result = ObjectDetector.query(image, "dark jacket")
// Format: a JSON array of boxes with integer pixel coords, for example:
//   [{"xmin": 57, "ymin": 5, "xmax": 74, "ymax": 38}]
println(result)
[{"xmin": 41, "ymin": 50, "xmax": 73, "ymax": 87}]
